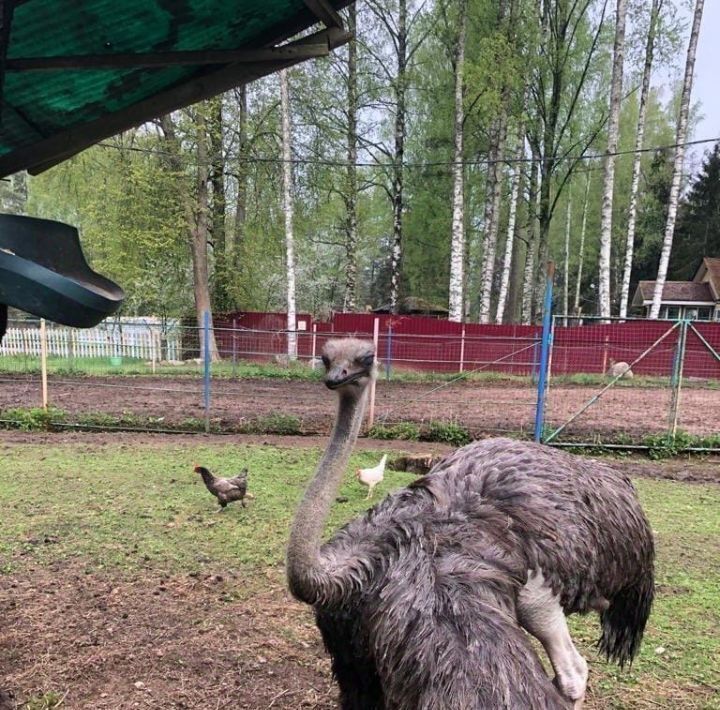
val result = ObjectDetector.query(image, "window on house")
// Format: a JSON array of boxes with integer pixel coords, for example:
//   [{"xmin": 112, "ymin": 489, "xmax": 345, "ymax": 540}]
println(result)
[
  {"xmin": 664, "ymin": 306, "xmax": 680, "ymax": 319},
  {"xmin": 696, "ymin": 307, "xmax": 712, "ymax": 320}
]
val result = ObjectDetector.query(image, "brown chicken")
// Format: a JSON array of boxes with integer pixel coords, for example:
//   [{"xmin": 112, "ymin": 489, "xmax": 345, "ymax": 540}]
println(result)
[{"xmin": 194, "ymin": 465, "xmax": 250, "ymax": 511}]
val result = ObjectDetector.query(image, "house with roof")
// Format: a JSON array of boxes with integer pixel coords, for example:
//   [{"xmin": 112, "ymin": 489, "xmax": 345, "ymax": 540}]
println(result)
[{"xmin": 632, "ymin": 257, "xmax": 720, "ymax": 320}]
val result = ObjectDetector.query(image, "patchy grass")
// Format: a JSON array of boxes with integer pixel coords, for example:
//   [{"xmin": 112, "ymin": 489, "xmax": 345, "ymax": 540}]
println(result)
[
  {"xmin": 0, "ymin": 443, "xmax": 414, "ymax": 576},
  {"xmin": 0, "ymin": 442, "xmax": 718, "ymax": 708}
]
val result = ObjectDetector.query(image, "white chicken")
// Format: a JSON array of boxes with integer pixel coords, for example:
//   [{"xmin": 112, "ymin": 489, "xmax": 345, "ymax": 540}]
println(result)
[{"xmin": 355, "ymin": 454, "xmax": 387, "ymax": 500}]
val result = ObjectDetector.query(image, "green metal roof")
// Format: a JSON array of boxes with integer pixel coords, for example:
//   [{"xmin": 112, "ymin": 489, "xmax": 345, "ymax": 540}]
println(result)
[{"xmin": 0, "ymin": 0, "xmax": 351, "ymax": 178}]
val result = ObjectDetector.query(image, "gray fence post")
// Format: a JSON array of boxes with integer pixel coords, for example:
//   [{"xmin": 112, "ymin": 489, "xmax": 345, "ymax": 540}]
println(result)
[
  {"xmin": 668, "ymin": 319, "xmax": 688, "ymax": 437},
  {"xmin": 534, "ymin": 262, "xmax": 555, "ymax": 443}
]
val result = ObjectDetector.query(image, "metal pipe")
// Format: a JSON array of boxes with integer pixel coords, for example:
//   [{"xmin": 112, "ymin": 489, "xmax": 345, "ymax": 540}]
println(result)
[{"xmin": 534, "ymin": 262, "xmax": 555, "ymax": 442}]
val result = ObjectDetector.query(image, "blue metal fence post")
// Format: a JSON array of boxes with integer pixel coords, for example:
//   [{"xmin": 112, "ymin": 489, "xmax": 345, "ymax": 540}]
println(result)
[
  {"xmin": 203, "ymin": 310, "xmax": 211, "ymax": 433},
  {"xmin": 534, "ymin": 262, "xmax": 555, "ymax": 443}
]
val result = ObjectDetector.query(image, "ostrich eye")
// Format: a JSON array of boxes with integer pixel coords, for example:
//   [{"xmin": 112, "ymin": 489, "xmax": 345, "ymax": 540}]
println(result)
[
  {"xmin": 357, "ymin": 353, "xmax": 374, "ymax": 369},
  {"xmin": 321, "ymin": 355, "xmax": 330, "ymax": 369}
]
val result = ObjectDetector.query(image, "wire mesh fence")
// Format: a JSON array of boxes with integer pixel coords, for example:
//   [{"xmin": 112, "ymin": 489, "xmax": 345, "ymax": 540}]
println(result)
[
  {"xmin": 544, "ymin": 316, "xmax": 720, "ymax": 447},
  {"xmin": 1, "ymin": 314, "xmax": 719, "ymax": 449},
  {"xmin": 0, "ymin": 316, "xmax": 543, "ymax": 438}
]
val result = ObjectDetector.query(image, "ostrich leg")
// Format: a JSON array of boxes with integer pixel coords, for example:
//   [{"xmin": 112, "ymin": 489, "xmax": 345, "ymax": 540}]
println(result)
[{"xmin": 518, "ymin": 570, "xmax": 588, "ymax": 708}]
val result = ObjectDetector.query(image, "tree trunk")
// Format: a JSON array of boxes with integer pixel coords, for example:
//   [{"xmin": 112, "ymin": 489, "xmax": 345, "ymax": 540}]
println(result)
[
  {"xmin": 650, "ymin": 0, "xmax": 704, "ymax": 318},
  {"xmin": 209, "ymin": 96, "xmax": 229, "ymax": 312},
  {"xmin": 343, "ymin": 3, "xmax": 359, "ymax": 313},
  {"xmin": 233, "ymin": 86, "xmax": 248, "ymax": 271},
  {"xmin": 562, "ymin": 192, "xmax": 572, "ymax": 325},
  {"xmin": 389, "ymin": 0, "xmax": 407, "ymax": 315},
  {"xmin": 448, "ymin": 0, "xmax": 468, "ymax": 323},
  {"xmin": 521, "ymin": 152, "xmax": 540, "ymax": 324},
  {"xmin": 159, "ymin": 113, "xmax": 219, "ymax": 362},
  {"xmin": 574, "ymin": 170, "xmax": 592, "ymax": 316},
  {"xmin": 619, "ymin": 0, "xmax": 661, "ymax": 319},
  {"xmin": 598, "ymin": 0, "xmax": 628, "ymax": 318},
  {"xmin": 496, "ymin": 125, "xmax": 524, "ymax": 324},
  {"xmin": 478, "ymin": 117, "xmax": 508, "ymax": 323},
  {"xmin": 280, "ymin": 69, "xmax": 298, "ymax": 359}
]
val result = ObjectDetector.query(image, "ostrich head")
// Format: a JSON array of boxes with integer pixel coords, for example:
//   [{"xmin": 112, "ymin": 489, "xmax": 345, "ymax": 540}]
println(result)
[{"xmin": 320, "ymin": 338, "xmax": 375, "ymax": 392}]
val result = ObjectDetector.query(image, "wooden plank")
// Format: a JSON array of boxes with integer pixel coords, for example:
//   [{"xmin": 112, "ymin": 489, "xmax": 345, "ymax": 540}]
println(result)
[
  {"xmin": 0, "ymin": 26, "xmax": 350, "ymax": 178},
  {"xmin": 6, "ymin": 43, "xmax": 330, "ymax": 70}
]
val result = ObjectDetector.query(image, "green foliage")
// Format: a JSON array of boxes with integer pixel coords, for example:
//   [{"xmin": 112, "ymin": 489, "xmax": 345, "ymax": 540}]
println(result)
[
  {"xmin": 0, "ymin": 407, "xmax": 65, "ymax": 431},
  {"xmin": 367, "ymin": 421, "xmax": 421, "ymax": 441},
  {"xmin": 23, "ymin": 692, "xmax": 65, "ymax": 710},
  {"xmin": 643, "ymin": 430, "xmax": 711, "ymax": 460},
  {"xmin": 424, "ymin": 420, "xmax": 471, "ymax": 447}
]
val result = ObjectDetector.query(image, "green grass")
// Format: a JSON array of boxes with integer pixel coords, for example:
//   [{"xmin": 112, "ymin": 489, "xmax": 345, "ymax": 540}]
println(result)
[
  {"xmin": 0, "ymin": 443, "xmax": 718, "ymax": 707},
  {"xmin": 0, "ymin": 444, "xmax": 414, "ymax": 575}
]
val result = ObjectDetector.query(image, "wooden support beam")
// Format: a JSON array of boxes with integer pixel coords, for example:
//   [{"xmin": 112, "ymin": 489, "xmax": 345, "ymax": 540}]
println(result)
[
  {"xmin": 0, "ymin": 26, "xmax": 351, "ymax": 177},
  {"xmin": 303, "ymin": 0, "xmax": 345, "ymax": 29},
  {"xmin": 5, "ymin": 43, "xmax": 330, "ymax": 71}
]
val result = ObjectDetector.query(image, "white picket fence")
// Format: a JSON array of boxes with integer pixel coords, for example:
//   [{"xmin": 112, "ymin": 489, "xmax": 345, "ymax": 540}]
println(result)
[{"xmin": 0, "ymin": 322, "xmax": 181, "ymax": 361}]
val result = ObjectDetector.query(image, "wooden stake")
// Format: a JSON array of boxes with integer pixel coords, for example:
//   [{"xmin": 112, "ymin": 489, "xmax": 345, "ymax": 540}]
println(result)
[{"xmin": 40, "ymin": 318, "xmax": 48, "ymax": 410}]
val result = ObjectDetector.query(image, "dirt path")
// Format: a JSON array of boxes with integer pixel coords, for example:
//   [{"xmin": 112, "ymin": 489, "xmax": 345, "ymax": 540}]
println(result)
[{"xmin": 3, "ymin": 373, "xmax": 720, "ymax": 438}]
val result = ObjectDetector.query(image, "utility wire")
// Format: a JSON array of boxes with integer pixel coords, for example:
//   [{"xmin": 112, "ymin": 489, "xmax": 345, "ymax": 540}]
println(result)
[{"xmin": 95, "ymin": 135, "xmax": 720, "ymax": 169}]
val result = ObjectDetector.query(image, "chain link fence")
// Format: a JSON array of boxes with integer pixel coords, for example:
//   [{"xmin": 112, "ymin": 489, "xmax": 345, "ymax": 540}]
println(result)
[{"xmin": 1, "ymin": 314, "xmax": 719, "ymax": 450}]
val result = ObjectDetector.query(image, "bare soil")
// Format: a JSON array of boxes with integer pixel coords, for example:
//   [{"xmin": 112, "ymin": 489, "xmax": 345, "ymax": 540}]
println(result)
[
  {"xmin": 0, "ymin": 562, "xmax": 335, "ymax": 709},
  {"xmin": 3, "ymin": 373, "xmax": 720, "ymax": 439}
]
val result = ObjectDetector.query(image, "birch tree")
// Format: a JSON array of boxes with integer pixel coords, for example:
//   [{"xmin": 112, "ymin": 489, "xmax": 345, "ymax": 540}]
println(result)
[
  {"xmin": 521, "ymin": 152, "xmax": 540, "ymax": 324},
  {"xmin": 574, "ymin": 169, "xmax": 592, "ymax": 315},
  {"xmin": 478, "ymin": 0, "xmax": 513, "ymax": 324},
  {"xmin": 563, "ymin": 190, "xmax": 572, "ymax": 323},
  {"xmin": 496, "ymin": 126, "xmax": 524, "ymax": 324},
  {"xmin": 598, "ymin": 0, "xmax": 628, "ymax": 318},
  {"xmin": 343, "ymin": 2, "xmax": 360, "ymax": 312},
  {"xmin": 280, "ymin": 69, "xmax": 297, "ymax": 359},
  {"xmin": 619, "ymin": 0, "xmax": 661, "ymax": 318},
  {"xmin": 448, "ymin": 0, "xmax": 468, "ymax": 322},
  {"xmin": 649, "ymin": 0, "xmax": 703, "ymax": 319}
]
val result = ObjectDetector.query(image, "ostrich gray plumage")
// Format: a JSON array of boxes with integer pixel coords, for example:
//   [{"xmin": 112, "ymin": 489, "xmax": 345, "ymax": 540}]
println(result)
[{"xmin": 287, "ymin": 339, "xmax": 654, "ymax": 710}]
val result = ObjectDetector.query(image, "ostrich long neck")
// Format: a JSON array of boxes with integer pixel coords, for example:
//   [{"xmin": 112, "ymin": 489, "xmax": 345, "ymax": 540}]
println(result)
[{"xmin": 287, "ymin": 385, "xmax": 368, "ymax": 606}]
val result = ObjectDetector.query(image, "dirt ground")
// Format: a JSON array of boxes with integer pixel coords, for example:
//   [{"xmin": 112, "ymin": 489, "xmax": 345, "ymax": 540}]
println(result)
[
  {"xmin": 0, "ymin": 433, "xmax": 718, "ymax": 708},
  {"xmin": 0, "ymin": 561, "xmax": 335, "ymax": 709},
  {"xmin": 3, "ymin": 373, "xmax": 720, "ymax": 439}
]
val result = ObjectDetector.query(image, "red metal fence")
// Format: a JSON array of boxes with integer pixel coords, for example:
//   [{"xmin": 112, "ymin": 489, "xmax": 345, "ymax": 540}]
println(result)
[{"xmin": 213, "ymin": 311, "xmax": 720, "ymax": 380}]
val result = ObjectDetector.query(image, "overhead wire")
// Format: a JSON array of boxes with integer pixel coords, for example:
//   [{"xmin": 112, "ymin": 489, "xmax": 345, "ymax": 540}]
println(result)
[{"xmin": 94, "ymin": 135, "xmax": 720, "ymax": 170}]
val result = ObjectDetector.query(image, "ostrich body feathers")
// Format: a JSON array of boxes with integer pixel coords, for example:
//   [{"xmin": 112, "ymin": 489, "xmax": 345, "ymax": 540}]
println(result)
[{"xmin": 313, "ymin": 438, "xmax": 653, "ymax": 709}]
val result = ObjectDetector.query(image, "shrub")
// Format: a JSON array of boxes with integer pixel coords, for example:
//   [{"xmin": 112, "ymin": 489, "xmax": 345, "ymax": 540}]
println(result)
[
  {"xmin": 368, "ymin": 422, "xmax": 421, "ymax": 441},
  {"xmin": 424, "ymin": 421, "xmax": 471, "ymax": 447}
]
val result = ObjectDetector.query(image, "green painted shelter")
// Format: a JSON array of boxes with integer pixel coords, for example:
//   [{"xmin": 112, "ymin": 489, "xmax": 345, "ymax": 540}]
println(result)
[{"xmin": 0, "ymin": 0, "xmax": 352, "ymax": 329}]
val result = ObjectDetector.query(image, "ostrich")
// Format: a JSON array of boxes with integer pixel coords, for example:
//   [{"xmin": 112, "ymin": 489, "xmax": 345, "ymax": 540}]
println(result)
[{"xmin": 287, "ymin": 338, "xmax": 654, "ymax": 709}]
